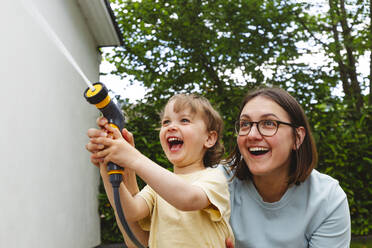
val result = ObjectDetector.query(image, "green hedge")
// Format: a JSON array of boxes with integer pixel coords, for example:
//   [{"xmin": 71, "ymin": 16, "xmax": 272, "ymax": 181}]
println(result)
[{"xmin": 311, "ymin": 104, "xmax": 372, "ymax": 236}]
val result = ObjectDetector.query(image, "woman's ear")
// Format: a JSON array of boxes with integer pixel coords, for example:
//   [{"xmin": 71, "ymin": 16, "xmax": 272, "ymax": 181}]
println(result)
[
  {"xmin": 293, "ymin": 126, "xmax": 306, "ymax": 150},
  {"xmin": 204, "ymin": 130, "xmax": 218, "ymax": 148}
]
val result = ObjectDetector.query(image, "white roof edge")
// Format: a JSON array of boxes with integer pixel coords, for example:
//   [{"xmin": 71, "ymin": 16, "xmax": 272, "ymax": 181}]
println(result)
[{"xmin": 77, "ymin": 0, "xmax": 122, "ymax": 47}]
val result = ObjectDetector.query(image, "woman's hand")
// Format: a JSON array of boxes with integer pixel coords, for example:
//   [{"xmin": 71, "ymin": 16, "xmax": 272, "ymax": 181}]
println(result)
[
  {"xmin": 86, "ymin": 117, "xmax": 109, "ymax": 167},
  {"xmin": 225, "ymin": 237, "xmax": 234, "ymax": 248}
]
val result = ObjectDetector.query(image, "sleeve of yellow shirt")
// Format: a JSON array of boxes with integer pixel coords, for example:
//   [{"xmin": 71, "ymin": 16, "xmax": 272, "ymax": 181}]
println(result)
[
  {"xmin": 192, "ymin": 168, "xmax": 231, "ymax": 222},
  {"xmin": 137, "ymin": 185, "xmax": 155, "ymax": 231}
]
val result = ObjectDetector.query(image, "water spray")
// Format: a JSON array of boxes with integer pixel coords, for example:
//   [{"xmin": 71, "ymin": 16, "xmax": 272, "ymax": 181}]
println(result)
[
  {"xmin": 22, "ymin": 1, "xmax": 145, "ymax": 247},
  {"xmin": 22, "ymin": 0, "xmax": 95, "ymax": 91}
]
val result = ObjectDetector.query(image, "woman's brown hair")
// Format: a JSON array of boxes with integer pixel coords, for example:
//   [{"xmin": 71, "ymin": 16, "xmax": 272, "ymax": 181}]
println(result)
[{"xmin": 226, "ymin": 87, "xmax": 317, "ymax": 185}]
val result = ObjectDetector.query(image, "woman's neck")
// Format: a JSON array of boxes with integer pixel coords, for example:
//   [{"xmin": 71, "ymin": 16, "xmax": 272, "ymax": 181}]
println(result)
[{"xmin": 253, "ymin": 174, "xmax": 289, "ymax": 203}]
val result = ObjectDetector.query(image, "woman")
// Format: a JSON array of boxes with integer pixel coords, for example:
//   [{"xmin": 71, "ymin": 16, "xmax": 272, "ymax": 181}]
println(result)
[
  {"xmin": 86, "ymin": 87, "xmax": 351, "ymax": 248},
  {"xmin": 224, "ymin": 87, "xmax": 350, "ymax": 247}
]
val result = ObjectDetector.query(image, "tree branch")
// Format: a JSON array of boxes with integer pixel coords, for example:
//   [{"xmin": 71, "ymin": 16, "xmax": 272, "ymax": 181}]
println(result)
[
  {"xmin": 328, "ymin": 0, "xmax": 352, "ymax": 101},
  {"xmin": 295, "ymin": 15, "xmax": 329, "ymax": 48},
  {"xmin": 339, "ymin": 0, "xmax": 363, "ymax": 110}
]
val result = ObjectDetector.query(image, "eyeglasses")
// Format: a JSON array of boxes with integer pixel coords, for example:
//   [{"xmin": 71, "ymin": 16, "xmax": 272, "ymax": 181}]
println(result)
[{"xmin": 235, "ymin": 119, "xmax": 297, "ymax": 137}]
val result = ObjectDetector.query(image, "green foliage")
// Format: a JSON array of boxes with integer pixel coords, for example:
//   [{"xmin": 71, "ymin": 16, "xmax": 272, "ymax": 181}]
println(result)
[
  {"xmin": 99, "ymin": 0, "xmax": 371, "ymax": 243},
  {"xmin": 350, "ymin": 237, "xmax": 372, "ymax": 248},
  {"xmin": 110, "ymin": 0, "xmax": 306, "ymax": 95},
  {"xmin": 311, "ymin": 103, "xmax": 372, "ymax": 236},
  {"xmin": 107, "ymin": 0, "xmax": 326, "ymax": 153}
]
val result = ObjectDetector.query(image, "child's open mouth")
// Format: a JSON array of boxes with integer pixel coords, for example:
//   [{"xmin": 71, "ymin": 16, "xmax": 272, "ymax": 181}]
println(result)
[
  {"xmin": 167, "ymin": 137, "xmax": 184, "ymax": 151},
  {"xmin": 249, "ymin": 147, "xmax": 269, "ymax": 156}
]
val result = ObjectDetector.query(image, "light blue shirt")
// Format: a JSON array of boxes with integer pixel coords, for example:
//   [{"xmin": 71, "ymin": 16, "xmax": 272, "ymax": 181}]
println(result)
[{"xmin": 221, "ymin": 167, "xmax": 351, "ymax": 248}]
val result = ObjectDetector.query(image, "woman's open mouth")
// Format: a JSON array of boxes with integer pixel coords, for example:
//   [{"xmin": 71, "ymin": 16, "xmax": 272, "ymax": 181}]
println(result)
[{"xmin": 249, "ymin": 147, "xmax": 269, "ymax": 156}]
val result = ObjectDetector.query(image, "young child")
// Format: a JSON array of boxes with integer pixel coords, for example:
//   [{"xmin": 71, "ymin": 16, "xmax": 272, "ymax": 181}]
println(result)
[{"xmin": 90, "ymin": 94, "xmax": 234, "ymax": 248}]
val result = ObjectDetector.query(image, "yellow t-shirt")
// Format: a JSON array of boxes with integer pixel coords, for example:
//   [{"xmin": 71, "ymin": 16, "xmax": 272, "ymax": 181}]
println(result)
[{"xmin": 138, "ymin": 167, "xmax": 234, "ymax": 248}]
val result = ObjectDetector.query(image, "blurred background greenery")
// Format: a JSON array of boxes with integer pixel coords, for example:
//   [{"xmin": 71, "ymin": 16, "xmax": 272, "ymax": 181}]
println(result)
[{"xmin": 98, "ymin": 0, "xmax": 371, "ymax": 244}]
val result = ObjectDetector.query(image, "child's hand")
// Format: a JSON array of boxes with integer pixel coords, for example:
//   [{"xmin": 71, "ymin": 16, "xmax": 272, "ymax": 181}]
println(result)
[
  {"xmin": 86, "ymin": 117, "xmax": 135, "ymax": 167},
  {"xmin": 93, "ymin": 124, "xmax": 142, "ymax": 170}
]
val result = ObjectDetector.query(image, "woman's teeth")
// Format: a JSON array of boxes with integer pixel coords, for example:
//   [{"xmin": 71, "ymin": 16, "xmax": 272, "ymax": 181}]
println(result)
[{"xmin": 249, "ymin": 147, "xmax": 269, "ymax": 155}]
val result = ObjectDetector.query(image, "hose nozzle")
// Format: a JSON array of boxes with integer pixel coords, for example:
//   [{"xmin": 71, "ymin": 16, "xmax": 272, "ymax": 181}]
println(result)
[{"xmin": 84, "ymin": 82, "xmax": 125, "ymax": 181}]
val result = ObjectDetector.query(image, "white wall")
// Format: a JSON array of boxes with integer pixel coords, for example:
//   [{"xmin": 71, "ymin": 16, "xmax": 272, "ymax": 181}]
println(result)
[{"xmin": 0, "ymin": 0, "xmax": 102, "ymax": 247}]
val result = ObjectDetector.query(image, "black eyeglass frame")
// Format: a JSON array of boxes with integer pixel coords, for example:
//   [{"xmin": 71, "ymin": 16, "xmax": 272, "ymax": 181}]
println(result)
[{"xmin": 235, "ymin": 119, "xmax": 298, "ymax": 137}]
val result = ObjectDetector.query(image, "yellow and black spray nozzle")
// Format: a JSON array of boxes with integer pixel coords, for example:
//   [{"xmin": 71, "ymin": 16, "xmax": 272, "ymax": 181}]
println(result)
[
  {"xmin": 84, "ymin": 82, "xmax": 145, "ymax": 248},
  {"xmin": 84, "ymin": 82, "xmax": 125, "ymax": 185}
]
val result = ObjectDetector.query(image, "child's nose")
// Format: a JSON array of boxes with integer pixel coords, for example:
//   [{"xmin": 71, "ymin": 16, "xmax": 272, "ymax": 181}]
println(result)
[{"xmin": 167, "ymin": 122, "xmax": 178, "ymax": 131}]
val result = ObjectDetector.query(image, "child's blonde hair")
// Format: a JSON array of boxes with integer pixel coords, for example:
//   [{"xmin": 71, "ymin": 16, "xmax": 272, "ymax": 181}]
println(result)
[{"xmin": 160, "ymin": 94, "xmax": 224, "ymax": 167}]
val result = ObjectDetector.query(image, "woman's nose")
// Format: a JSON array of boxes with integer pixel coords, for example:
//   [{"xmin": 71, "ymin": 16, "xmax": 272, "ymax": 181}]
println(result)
[{"xmin": 247, "ymin": 124, "xmax": 262, "ymax": 139}]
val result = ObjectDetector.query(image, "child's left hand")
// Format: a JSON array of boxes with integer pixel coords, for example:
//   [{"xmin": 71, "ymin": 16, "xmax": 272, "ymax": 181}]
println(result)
[{"xmin": 92, "ymin": 124, "xmax": 142, "ymax": 170}]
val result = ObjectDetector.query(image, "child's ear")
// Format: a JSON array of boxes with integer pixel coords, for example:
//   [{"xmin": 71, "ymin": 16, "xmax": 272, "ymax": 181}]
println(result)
[
  {"xmin": 293, "ymin": 126, "xmax": 306, "ymax": 150},
  {"xmin": 204, "ymin": 130, "xmax": 218, "ymax": 148}
]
